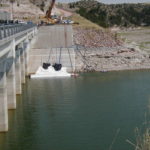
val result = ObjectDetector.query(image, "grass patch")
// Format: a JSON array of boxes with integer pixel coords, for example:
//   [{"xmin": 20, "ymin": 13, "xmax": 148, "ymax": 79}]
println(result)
[
  {"xmin": 69, "ymin": 13, "xmax": 102, "ymax": 30},
  {"xmin": 0, "ymin": 4, "xmax": 9, "ymax": 7},
  {"xmin": 139, "ymin": 41, "xmax": 150, "ymax": 50},
  {"xmin": 141, "ymin": 41, "xmax": 150, "ymax": 45}
]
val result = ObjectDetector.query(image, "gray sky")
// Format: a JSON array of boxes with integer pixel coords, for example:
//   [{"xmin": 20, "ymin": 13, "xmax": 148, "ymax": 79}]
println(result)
[{"xmin": 57, "ymin": 0, "xmax": 150, "ymax": 3}]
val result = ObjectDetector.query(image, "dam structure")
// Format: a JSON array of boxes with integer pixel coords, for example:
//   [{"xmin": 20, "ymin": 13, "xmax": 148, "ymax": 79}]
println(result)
[
  {"xmin": 0, "ymin": 24, "xmax": 75, "ymax": 132},
  {"xmin": 0, "ymin": 23, "xmax": 37, "ymax": 132},
  {"xmin": 28, "ymin": 25, "xmax": 75, "ymax": 74}
]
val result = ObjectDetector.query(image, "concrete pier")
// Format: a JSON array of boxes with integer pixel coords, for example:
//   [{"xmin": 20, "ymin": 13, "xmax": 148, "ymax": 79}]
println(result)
[
  {"xmin": 7, "ymin": 61, "xmax": 16, "ymax": 109},
  {"xmin": 15, "ymin": 49, "xmax": 22, "ymax": 95},
  {"xmin": 6, "ymin": 40, "xmax": 16, "ymax": 109},
  {"xmin": 24, "ymin": 39, "xmax": 30, "ymax": 76},
  {"xmin": 21, "ymin": 51, "xmax": 26, "ymax": 84},
  {"xmin": 0, "ymin": 61, "xmax": 8, "ymax": 132}
]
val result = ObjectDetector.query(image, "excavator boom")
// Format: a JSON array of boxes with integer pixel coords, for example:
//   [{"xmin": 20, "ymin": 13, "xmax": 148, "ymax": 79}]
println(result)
[{"xmin": 46, "ymin": 0, "xmax": 56, "ymax": 19}]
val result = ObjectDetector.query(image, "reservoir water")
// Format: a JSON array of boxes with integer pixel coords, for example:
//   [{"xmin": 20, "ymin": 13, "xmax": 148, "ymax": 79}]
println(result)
[{"xmin": 0, "ymin": 71, "xmax": 150, "ymax": 150}]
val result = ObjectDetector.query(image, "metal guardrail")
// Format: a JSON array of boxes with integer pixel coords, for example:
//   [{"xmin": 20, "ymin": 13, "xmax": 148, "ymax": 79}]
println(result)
[{"xmin": 0, "ymin": 24, "xmax": 36, "ymax": 40}]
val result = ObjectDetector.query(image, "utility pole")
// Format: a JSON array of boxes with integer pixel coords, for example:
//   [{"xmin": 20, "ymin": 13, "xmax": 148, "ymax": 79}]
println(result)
[{"xmin": 9, "ymin": 0, "xmax": 15, "ymax": 19}]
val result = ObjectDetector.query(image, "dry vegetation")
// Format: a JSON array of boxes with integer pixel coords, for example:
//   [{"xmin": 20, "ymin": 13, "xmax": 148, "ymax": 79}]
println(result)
[
  {"xmin": 69, "ymin": 0, "xmax": 150, "ymax": 27},
  {"xmin": 126, "ymin": 128, "xmax": 150, "ymax": 150},
  {"xmin": 117, "ymin": 27, "xmax": 150, "ymax": 52},
  {"xmin": 136, "ymin": 128, "xmax": 150, "ymax": 150},
  {"xmin": 70, "ymin": 13, "xmax": 101, "ymax": 29}
]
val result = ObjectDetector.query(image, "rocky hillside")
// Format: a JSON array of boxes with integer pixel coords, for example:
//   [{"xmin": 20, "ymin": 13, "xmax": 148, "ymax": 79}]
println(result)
[
  {"xmin": 69, "ymin": 0, "xmax": 150, "ymax": 27},
  {"xmin": 0, "ymin": 0, "xmax": 44, "ymax": 20},
  {"xmin": 0, "ymin": 0, "xmax": 72, "ymax": 20}
]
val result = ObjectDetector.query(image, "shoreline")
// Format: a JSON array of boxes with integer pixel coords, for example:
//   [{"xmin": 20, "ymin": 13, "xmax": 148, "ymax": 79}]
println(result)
[
  {"xmin": 74, "ymin": 28, "xmax": 150, "ymax": 73},
  {"xmin": 76, "ymin": 67, "xmax": 150, "ymax": 73},
  {"xmin": 75, "ymin": 45, "xmax": 150, "ymax": 73}
]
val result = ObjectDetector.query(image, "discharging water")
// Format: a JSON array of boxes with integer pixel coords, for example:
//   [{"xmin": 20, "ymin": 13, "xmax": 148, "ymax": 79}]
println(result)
[{"xmin": 0, "ymin": 71, "xmax": 150, "ymax": 150}]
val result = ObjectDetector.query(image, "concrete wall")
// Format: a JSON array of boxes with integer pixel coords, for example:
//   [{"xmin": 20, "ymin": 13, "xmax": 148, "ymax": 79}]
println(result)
[
  {"xmin": 28, "ymin": 25, "xmax": 75, "ymax": 74},
  {"xmin": 28, "ymin": 48, "xmax": 75, "ymax": 73}
]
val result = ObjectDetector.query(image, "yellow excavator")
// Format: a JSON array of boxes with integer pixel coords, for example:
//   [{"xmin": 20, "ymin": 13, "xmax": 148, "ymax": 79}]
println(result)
[{"xmin": 40, "ymin": 0, "xmax": 58, "ymax": 24}]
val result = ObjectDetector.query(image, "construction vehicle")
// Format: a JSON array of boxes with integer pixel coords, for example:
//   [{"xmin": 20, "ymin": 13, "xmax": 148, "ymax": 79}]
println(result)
[
  {"xmin": 40, "ymin": 0, "xmax": 59, "ymax": 25},
  {"xmin": 46, "ymin": 0, "xmax": 55, "ymax": 19}
]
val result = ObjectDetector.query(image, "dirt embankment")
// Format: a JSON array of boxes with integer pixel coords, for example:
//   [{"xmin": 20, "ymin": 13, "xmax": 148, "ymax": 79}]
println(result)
[
  {"xmin": 0, "ymin": 1, "xmax": 72, "ymax": 22},
  {"xmin": 0, "ymin": 0, "xmax": 44, "ymax": 20},
  {"xmin": 74, "ymin": 27, "xmax": 122, "ymax": 48},
  {"xmin": 74, "ymin": 27, "xmax": 150, "ymax": 72}
]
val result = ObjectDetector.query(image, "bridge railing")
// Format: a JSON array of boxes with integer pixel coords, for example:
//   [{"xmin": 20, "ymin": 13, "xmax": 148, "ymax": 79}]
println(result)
[{"xmin": 0, "ymin": 24, "xmax": 36, "ymax": 40}]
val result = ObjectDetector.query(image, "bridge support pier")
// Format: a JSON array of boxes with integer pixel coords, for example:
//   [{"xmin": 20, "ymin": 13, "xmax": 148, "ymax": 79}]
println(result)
[
  {"xmin": 7, "ymin": 40, "xmax": 16, "ymax": 109},
  {"xmin": 15, "ymin": 49, "xmax": 22, "ymax": 95},
  {"xmin": 7, "ymin": 62, "xmax": 16, "ymax": 109},
  {"xmin": 21, "ymin": 51, "xmax": 26, "ymax": 84},
  {"xmin": 0, "ymin": 62, "xmax": 8, "ymax": 132},
  {"xmin": 24, "ymin": 38, "xmax": 30, "ymax": 76}
]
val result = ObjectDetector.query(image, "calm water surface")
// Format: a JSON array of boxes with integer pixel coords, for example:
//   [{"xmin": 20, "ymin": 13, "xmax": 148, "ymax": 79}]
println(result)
[{"xmin": 0, "ymin": 71, "xmax": 150, "ymax": 150}]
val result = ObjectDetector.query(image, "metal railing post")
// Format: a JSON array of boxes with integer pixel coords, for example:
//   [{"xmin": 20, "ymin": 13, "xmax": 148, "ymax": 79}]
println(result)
[
  {"xmin": 3, "ymin": 25, "xmax": 6, "ymax": 38},
  {"xmin": 0, "ymin": 27, "xmax": 2, "ymax": 40}
]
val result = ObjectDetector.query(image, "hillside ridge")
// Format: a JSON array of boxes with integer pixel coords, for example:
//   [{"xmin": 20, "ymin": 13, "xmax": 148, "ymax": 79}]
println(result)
[{"xmin": 69, "ymin": 0, "xmax": 150, "ymax": 27}]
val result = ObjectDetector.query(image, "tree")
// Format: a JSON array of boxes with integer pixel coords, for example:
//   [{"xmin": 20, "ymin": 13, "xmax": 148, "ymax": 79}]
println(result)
[
  {"xmin": 9, "ymin": 0, "xmax": 15, "ymax": 19},
  {"xmin": 40, "ymin": 1, "xmax": 45, "ymax": 12},
  {"xmin": 0, "ymin": 0, "xmax": 2, "ymax": 7}
]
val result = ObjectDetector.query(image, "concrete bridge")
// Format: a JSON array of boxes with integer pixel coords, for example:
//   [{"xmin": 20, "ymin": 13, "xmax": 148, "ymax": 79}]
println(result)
[
  {"xmin": 0, "ymin": 24, "xmax": 37, "ymax": 132},
  {"xmin": 0, "ymin": 24, "xmax": 75, "ymax": 132}
]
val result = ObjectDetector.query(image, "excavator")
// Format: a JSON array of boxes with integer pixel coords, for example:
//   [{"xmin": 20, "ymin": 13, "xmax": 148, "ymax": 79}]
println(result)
[
  {"xmin": 40, "ymin": 0, "xmax": 58, "ymax": 25},
  {"xmin": 46, "ymin": 0, "xmax": 56, "ymax": 19}
]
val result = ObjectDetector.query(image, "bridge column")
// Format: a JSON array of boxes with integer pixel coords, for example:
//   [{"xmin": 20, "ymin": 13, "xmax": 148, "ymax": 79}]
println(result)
[
  {"xmin": 20, "ymin": 43, "xmax": 26, "ymax": 84},
  {"xmin": 24, "ymin": 37, "xmax": 30, "ymax": 76},
  {"xmin": 15, "ymin": 48, "xmax": 22, "ymax": 94},
  {"xmin": 21, "ymin": 51, "xmax": 26, "ymax": 84},
  {"xmin": 7, "ymin": 40, "xmax": 16, "ymax": 109},
  {"xmin": 0, "ymin": 61, "xmax": 8, "ymax": 132},
  {"xmin": 7, "ymin": 62, "xmax": 16, "ymax": 109}
]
